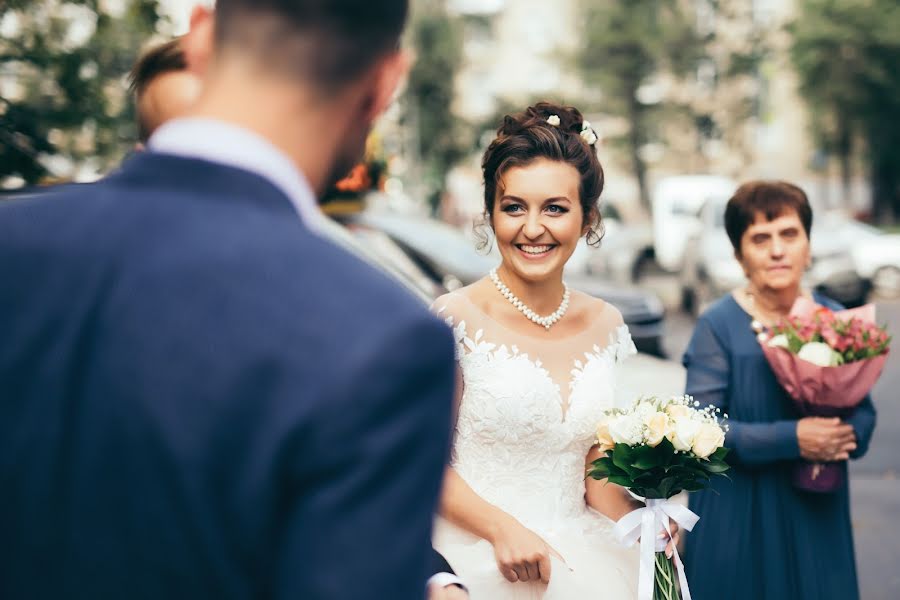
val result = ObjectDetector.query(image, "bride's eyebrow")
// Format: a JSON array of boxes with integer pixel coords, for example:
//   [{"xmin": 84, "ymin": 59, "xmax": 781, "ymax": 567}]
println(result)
[{"xmin": 498, "ymin": 195, "xmax": 571, "ymax": 204}]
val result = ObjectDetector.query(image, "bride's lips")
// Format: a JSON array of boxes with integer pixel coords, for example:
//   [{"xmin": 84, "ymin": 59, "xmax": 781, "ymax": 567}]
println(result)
[{"xmin": 514, "ymin": 244, "xmax": 557, "ymax": 260}]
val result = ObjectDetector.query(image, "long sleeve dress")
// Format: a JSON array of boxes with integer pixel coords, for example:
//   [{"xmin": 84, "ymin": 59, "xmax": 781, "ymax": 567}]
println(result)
[{"xmin": 682, "ymin": 293, "xmax": 876, "ymax": 600}]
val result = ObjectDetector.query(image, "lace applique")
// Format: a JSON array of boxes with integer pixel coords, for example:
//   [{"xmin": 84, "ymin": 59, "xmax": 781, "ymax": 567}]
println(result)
[{"xmin": 440, "ymin": 314, "xmax": 636, "ymax": 526}]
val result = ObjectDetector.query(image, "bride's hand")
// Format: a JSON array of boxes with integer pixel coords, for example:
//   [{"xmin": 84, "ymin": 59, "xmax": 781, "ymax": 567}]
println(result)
[
  {"xmin": 660, "ymin": 520, "xmax": 680, "ymax": 559},
  {"xmin": 489, "ymin": 515, "xmax": 559, "ymax": 584}
]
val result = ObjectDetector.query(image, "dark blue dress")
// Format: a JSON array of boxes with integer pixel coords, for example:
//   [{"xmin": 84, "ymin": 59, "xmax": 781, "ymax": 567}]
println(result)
[{"xmin": 682, "ymin": 294, "xmax": 876, "ymax": 600}]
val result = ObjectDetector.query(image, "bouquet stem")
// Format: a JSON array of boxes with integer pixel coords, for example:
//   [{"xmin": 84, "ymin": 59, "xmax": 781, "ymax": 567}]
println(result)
[{"xmin": 654, "ymin": 552, "xmax": 681, "ymax": 600}]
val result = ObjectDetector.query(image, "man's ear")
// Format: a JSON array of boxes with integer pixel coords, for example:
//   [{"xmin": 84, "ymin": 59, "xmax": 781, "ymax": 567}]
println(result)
[
  {"xmin": 182, "ymin": 4, "xmax": 215, "ymax": 77},
  {"xmin": 360, "ymin": 49, "xmax": 412, "ymax": 124}
]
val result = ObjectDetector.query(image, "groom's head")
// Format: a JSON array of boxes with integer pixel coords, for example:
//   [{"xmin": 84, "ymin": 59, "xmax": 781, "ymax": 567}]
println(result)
[{"xmin": 182, "ymin": 0, "xmax": 410, "ymax": 195}]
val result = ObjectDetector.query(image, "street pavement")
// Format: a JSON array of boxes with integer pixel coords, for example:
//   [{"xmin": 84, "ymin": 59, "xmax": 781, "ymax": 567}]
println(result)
[{"xmin": 652, "ymin": 283, "xmax": 900, "ymax": 600}]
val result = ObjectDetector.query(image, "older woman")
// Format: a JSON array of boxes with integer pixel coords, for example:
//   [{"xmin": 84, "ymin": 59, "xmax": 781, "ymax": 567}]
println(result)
[{"xmin": 682, "ymin": 181, "xmax": 876, "ymax": 600}]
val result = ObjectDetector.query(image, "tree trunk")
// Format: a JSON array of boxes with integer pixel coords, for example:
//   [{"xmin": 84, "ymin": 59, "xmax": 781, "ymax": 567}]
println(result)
[
  {"xmin": 627, "ymin": 94, "xmax": 650, "ymax": 211},
  {"xmin": 836, "ymin": 113, "xmax": 853, "ymax": 210}
]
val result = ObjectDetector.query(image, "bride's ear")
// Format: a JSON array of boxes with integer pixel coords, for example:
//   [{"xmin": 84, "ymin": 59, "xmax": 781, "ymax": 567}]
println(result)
[{"xmin": 582, "ymin": 206, "xmax": 600, "ymax": 237}]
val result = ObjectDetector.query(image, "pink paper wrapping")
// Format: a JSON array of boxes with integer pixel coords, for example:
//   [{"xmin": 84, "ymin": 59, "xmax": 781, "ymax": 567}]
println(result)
[{"xmin": 759, "ymin": 298, "xmax": 889, "ymax": 492}]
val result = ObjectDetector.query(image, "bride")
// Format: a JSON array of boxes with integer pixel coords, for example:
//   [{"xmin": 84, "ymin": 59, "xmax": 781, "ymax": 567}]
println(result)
[{"xmin": 432, "ymin": 102, "xmax": 676, "ymax": 598}]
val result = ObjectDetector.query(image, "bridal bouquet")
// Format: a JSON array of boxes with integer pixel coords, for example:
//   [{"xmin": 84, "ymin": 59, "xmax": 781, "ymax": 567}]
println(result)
[
  {"xmin": 588, "ymin": 395, "xmax": 730, "ymax": 600},
  {"xmin": 757, "ymin": 297, "xmax": 890, "ymax": 492}
]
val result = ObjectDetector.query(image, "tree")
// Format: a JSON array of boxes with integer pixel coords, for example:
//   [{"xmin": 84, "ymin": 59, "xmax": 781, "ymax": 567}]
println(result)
[
  {"xmin": 0, "ymin": 0, "xmax": 166, "ymax": 187},
  {"xmin": 403, "ymin": 1, "xmax": 470, "ymax": 213},
  {"xmin": 790, "ymin": 0, "xmax": 900, "ymax": 222},
  {"xmin": 577, "ymin": 0, "xmax": 701, "ymax": 210}
]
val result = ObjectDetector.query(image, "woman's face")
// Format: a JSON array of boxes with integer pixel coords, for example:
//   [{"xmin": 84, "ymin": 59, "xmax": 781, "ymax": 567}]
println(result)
[
  {"xmin": 737, "ymin": 209, "xmax": 811, "ymax": 293},
  {"xmin": 491, "ymin": 158, "xmax": 587, "ymax": 284}
]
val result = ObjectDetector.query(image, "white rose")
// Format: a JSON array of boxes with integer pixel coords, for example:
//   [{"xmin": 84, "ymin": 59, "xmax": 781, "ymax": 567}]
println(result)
[
  {"xmin": 635, "ymin": 401, "xmax": 656, "ymax": 418},
  {"xmin": 667, "ymin": 417, "xmax": 701, "ymax": 452},
  {"xmin": 666, "ymin": 403, "xmax": 691, "ymax": 420},
  {"xmin": 767, "ymin": 334, "xmax": 790, "ymax": 349},
  {"xmin": 547, "ymin": 115, "xmax": 561, "ymax": 126},
  {"xmin": 691, "ymin": 422, "xmax": 726, "ymax": 459},
  {"xmin": 644, "ymin": 411, "xmax": 669, "ymax": 447},
  {"xmin": 596, "ymin": 417, "xmax": 615, "ymax": 452},
  {"xmin": 609, "ymin": 413, "xmax": 643, "ymax": 446},
  {"xmin": 797, "ymin": 341, "xmax": 840, "ymax": 367}
]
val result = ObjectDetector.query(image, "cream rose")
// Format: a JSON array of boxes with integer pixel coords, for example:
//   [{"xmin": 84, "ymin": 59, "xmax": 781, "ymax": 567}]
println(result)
[
  {"xmin": 691, "ymin": 422, "xmax": 726, "ymax": 459},
  {"xmin": 596, "ymin": 417, "xmax": 615, "ymax": 452},
  {"xmin": 666, "ymin": 403, "xmax": 691, "ymax": 420},
  {"xmin": 767, "ymin": 334, "xmax": 790, "ymax": 349},
  {"xmin": 667, "ymin": 417, "xmax": 701, "ymax": 452},
  {"xmin": 644, "ymin": 411, "xmax": 669, "ymax": 447},
  {"xmin": 797, "ymin": 342, "xmax": 841, "ymax": 367}
]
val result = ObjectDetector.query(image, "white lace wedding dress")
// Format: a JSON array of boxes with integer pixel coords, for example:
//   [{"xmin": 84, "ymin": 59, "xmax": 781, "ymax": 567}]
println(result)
[{"xmin": 433, "ymin": 291, "xmax": 640, "ymax": 599}]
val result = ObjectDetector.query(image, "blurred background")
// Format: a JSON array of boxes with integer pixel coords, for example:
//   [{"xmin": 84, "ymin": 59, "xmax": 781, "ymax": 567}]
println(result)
[{"xmin": 1, "ymin": 0, "xmax": 898, "ymax": 597}]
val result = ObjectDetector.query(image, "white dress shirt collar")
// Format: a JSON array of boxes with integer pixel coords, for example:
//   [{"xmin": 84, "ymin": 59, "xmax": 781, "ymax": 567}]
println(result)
[{"xmin": 148, "ymin": 118, "xmax": 321, "ymax": 226}]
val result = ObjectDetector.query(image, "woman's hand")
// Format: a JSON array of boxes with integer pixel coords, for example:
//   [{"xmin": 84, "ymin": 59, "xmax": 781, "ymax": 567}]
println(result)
[
  {"xmin": 660, "ymin": 519, "xmax": 680, "ymax": 559},
  {"xmin": 797, "ymin": 417, "xmax": 856, "ymax": 462},
  {"xmin": 488, "ymin": 514, "xmax": 559, "ymax": 584}
]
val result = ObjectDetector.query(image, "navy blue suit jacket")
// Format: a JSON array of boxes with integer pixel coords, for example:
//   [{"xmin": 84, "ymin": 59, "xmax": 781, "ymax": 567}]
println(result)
[{"xmin": 0, "ymin": 153, "xmax": 456, "ymax": 599}]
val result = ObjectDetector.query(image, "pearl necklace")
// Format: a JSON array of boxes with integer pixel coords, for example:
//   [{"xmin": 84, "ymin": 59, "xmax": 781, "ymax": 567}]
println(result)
[{"xmin": 490, "ymin": 268, "xmax": 570, "ymax": 330}]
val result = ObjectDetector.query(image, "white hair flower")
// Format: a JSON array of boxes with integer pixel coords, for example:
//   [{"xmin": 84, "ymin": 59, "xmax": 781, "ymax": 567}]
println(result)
[
  {"xmin": 580, "ymin": 120, "xmax": 598, "ymax": 146},
  {"xmin": 547, "ymin": 115, "xmax": 561, "ymax": 126}
]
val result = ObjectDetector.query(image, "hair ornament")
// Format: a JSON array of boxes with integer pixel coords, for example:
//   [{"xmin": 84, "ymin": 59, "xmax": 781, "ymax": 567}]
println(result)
[
  {"xmin": 546, "ymin": 115, "xmax": 561, "ymax": 127},
  {"xmin": 580, "ymin": 120, "xmax": 598, "ymax": 146}
]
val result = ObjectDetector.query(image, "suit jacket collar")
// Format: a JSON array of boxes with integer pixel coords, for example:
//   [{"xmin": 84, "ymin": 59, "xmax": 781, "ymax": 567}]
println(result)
[{"xmin": 147, "ymin": 118, "xmax": 322, "ymax": 229}]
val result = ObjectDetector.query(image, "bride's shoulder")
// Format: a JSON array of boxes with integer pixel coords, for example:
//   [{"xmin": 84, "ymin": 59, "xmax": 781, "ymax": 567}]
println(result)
[
  {"xmin": 569, "ymin": 290, "xmax": 625, "ymax": 328},
  {"xmin": 430, "ymin": 278, "xmax": 493, "ymax": 325}
]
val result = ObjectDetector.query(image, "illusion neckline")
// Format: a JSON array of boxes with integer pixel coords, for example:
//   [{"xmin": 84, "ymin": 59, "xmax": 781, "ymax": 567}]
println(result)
[{"xmin": 446, "ymin": 289, "xmax": 611, "ymax": 344}]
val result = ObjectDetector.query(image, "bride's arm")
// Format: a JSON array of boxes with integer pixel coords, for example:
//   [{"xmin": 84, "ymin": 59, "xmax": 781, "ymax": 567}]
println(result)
[
  {"xmin": 439, "ymin": 365, "xmax": 518, "ymax": 545},
  {"xmin": 438, "ymin": 365, "xmax": 554, "ymax": 584},
  {"xmin": 583, "ymin": 445, "xmax": 642, "ymax": 520},
  {"xmin": 439, "ymin": 467, "xmax": 511, "ymax": 542}
]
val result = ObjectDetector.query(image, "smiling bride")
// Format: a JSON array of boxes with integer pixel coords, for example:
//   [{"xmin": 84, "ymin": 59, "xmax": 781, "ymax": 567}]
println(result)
[{"xmin": 431, "ymin": 102, "xmax": 676, "ymax": 599}]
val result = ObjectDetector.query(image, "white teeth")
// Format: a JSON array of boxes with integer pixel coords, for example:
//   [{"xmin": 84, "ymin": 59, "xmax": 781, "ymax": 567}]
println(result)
[{"xmin": 520, "ymin": 245, "xmax": 552, "ymax": 255}]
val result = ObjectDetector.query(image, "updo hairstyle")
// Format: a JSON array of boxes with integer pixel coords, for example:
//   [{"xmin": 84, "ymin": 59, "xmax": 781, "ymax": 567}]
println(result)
[{"xmin": 478, "ymin": 101, "xmax": 605, "ymax": 247}]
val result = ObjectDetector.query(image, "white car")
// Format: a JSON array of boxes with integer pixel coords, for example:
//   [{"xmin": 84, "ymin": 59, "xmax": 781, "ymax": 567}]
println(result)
[
  {"xmin": 651, "ymin": 175, "xmax": 737, "ymax": 273},
  {"xmin": 852, "ymin": 233, "xmax": 900, "ymax": 298}
]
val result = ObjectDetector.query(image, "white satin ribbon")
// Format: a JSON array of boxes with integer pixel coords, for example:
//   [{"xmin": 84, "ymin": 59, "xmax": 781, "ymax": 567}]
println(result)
[{"xmin": 613, "ymin": 499, "xmax": 699, "ymax": 600}]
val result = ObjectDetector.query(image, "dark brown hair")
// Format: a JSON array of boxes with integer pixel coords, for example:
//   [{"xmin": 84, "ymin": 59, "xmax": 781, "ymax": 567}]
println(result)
[
  {"xmin": 214, "ymin": 0, "xmax": 408, "ymax": 88},
  {"xmin": 479, "ymin": 102, "xmax": 605, "ymax": 248},
  {"xmin": 129, "ymin": 38, "xmax": 187, "ymax": 142},
  {"xmin": 724, "ymin": 180, "xmax": 813, "ymax": 256}
]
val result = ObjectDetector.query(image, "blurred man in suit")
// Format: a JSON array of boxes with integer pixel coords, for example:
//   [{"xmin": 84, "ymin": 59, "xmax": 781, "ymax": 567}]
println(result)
[{"xmin": 0, "ymin": 1, "xmax": 456, "ymax": 599}]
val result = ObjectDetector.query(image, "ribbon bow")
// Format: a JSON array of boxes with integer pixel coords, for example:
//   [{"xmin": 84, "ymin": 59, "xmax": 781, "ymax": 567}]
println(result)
[{"xmin": 613, "ymin": 499, "xmax": 699, "ymax": 600}]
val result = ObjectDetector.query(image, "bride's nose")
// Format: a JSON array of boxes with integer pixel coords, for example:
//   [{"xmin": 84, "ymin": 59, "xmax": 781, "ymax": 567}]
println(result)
[{"xmin": 522, "ymin": 213, "xmax": 546, "ymax": 239}]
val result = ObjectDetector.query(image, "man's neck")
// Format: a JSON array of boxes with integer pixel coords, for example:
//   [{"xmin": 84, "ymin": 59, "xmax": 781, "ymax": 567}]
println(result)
[{"xmin": 184, "ymin": 72, "xmax": 351, "ymax": 198}]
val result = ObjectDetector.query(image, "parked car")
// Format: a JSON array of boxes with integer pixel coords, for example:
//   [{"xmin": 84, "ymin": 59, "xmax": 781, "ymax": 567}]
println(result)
[
  {"xmin": 851, "ymin": 232, "xmax": 900, "ymax": 299},
  {"xmin": 317, "ymin": 216, "xmax": 444, "ymax": 303},
  {"xmin": 345, "ymin": 212, "xmax": 667, "ymax": 356},
  {"xmin": 680, "ymin": 200, "xmax": 870, "ymax": 315},
  {"xmin": 651, "ymin": 175, "xmax": 737, "ymax": 273}
]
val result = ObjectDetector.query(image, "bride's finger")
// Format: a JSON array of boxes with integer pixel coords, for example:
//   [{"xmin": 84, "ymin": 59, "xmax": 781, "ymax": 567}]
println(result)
[
  {"xmin": 513, "ymin": 564, "xmax": 529, "ymax": 582},
  {"xmin": 499, "ymin": 564, "xmax": 518, "ymax": 583},
  {"xmin": 538, "ymin": 554, "xmax": 552, "ymax": 584}
]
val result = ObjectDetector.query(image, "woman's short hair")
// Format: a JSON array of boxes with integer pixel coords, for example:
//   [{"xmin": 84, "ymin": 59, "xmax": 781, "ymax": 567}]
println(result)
[
  {"xmin": 724, "ymin": 181, "xmax": 813, "ymax": 255},
  {"xmin": 479, "ymin": 101, "xmax": 605, "ymax": 247}
]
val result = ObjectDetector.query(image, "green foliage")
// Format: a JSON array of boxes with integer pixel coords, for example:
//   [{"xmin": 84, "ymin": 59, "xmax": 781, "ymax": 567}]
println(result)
[
  {"xmin": 790, "ymin": 0, "xmax": 900, "ymax": 221},
  {"xmin": 404, "ymin": 4, "xmax": 470, "ymax": 212},
  {"xmin": 577, "ymin": 0, "xmax": 702, "ymax": 209},
  {"xmin": 0, "ymin": 0, "xmax": 166, "ymax": 186},
  {"xmin": 588, "ymin": 439, "xmax": 730, "ymax": 500}
]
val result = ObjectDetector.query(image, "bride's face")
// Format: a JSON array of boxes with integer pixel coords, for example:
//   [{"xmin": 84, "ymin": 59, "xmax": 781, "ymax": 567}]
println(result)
[{"xmin": 491, "ymin": 158, "xmax": 587, "ymax": 284}]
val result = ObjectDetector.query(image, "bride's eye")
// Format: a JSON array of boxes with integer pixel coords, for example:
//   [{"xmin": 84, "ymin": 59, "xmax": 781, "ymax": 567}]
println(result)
[
  {"xmin": 502, "ymin": 204, "xmax": 525, "ymax": 214},
  {"xmin": 546, "ymin": 204, "xmax": 568, "ymax": 215}
]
